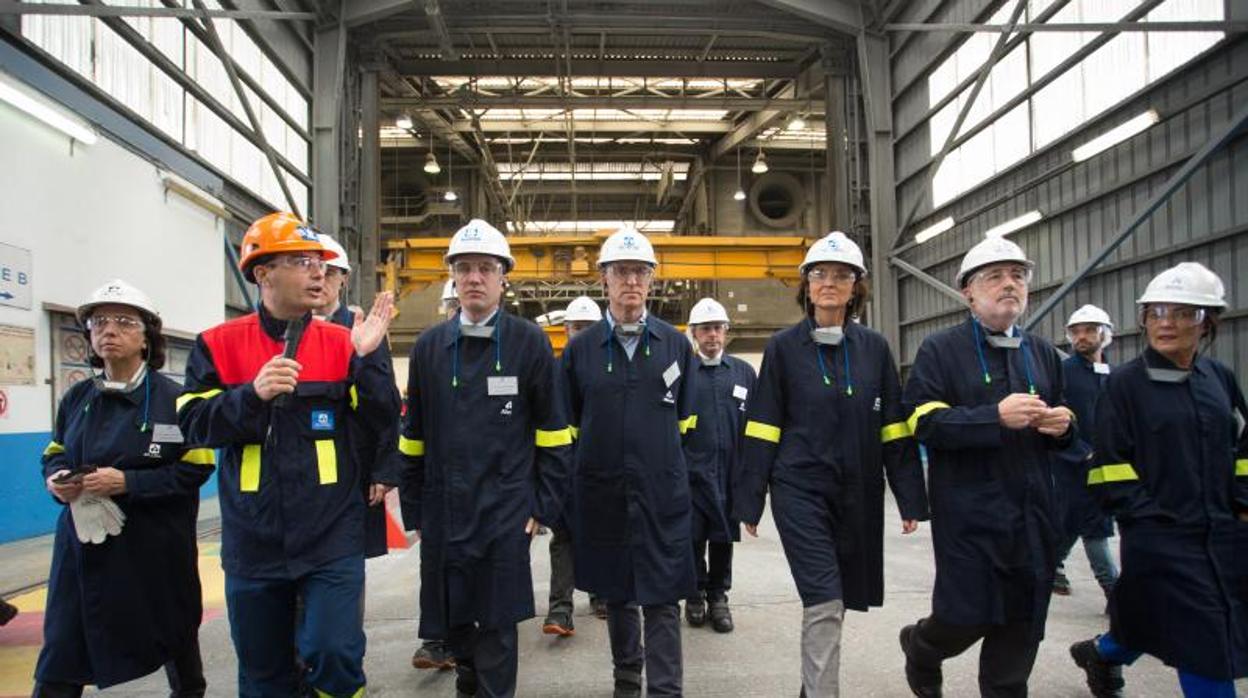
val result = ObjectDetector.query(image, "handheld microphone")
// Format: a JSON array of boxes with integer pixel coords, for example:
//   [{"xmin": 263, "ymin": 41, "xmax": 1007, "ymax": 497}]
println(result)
[{"xmin": 273, "ymin": 316, "xmax": 306, "ymax": 409}]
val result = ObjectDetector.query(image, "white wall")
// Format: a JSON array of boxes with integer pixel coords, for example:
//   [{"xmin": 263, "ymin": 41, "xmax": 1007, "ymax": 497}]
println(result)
[{"xmin": 0, "ymin": 79, "xmax": 225, "ymax": 436}]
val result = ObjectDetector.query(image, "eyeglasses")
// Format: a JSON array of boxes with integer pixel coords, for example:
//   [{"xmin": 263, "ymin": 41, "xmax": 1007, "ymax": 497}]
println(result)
[
  {"xmin": 807, "ymin": 267, "xmax": 858, "ymax": 284},
  {"xmin": 1142, "ymin": 304, "xmax": 1206, "ymax": 327},
  {"xmin": 451, "ymin": 260, "xmax": 503, "ymax": 277},
  {"xmin": 86, "ymin": 315, "xmax": 144, "ymax": 332},
  {"xmin": 972, "ymin": 266, "xmax": 1032, "ymax": 286},
  {"xmin": 270, "ymin": 254, "xmax": 327, "ymax": 272},
  {"xmin": 606, "ymin": 264, "xmax": 654, "ymax": 282}
]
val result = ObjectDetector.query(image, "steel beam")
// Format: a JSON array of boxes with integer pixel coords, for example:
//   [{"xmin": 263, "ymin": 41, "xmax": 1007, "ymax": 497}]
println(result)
[
  {"xmin": 422, "ymin": 0, "xmax": 459, "ymax": 61},
  {"xmin": 156, "ymin": 0, "xmax": 310, "ymax": 143},
  {"xmin": 889, "ymin": 256, "xmax": 966, "ymax": 306},
  {"xmin": 193, "ymin": 0, "xmax": 301, "ymax": 216},
  {"xmin": 825, "ymin": 69, "xmax": 849, "ymax": 231},
  {"xmin": 754, "ymin": 0, "xmax": 863, "ymax": 35},
  {"xmin": 0, "ymin": 1, "xmax": 314, "ymax": 20},
  {"xmin": 708, "ymin": 62, "xmax": 823, "ymax": 162},
  {"xmin": 391, "ymin": 58, "xmax": 808, "ymax": 80},
  {"xmin": 343, "ymin": 0, "xmax": 415, "ymax": 27},
  {"xmin": 857, "ymin": 32, "xmax": 901, "ymax": 349},
  {"xmin": 885, "ymin": 21, "xmax": 1247, "ymax": 33},
  {"xmin": 895, "ymin": 0, "xmax": 1166, "ymax": 190},
  {"xmin": 74, "ymin": 0, "xmax": 309, "ymax": 188},
  {"xmin": 383, "ymin": 94, "xmax": 821, "ymax": 111},
  {"xmin": 453, "ymin": 120, "xmax": 735, "ymax": 134},
  {"xmin": 359, "ymin": 69, "xmax": 381, "ymax": 300},
  {"xmin": 893, "ymin": 0, "xmax": 1028, "ymax": 249},
  {"xmin": 218, "ymin": 0, "xmax": 312, "ymax": 100},
  {"xmin": 312, "ymin": 20, "xmax": 346, "ymax": 230},
  {"xmin": 1023, "ymin": 97, "xmax": 1248, "ymax": 331}
]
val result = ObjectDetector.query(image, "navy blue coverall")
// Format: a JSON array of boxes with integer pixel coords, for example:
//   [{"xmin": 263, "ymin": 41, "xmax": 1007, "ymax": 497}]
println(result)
[{"xmin": 178, "ymin": 303, "xmax": 400, "ymax": 697}]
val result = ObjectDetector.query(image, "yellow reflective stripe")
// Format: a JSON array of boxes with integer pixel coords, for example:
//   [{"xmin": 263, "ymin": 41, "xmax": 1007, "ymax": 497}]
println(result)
[
  {"xmin": 43, "ymin": 441, "xmax": 65, "ymax": 457},
  {"xmin": 569, "ymin": 425, "xmax": 580, "ymax": 440},
  {"xmin": 1235, "ymin": 458, "xmax": 1248, "ymax": 476},
  {"xmin": 349, "ymin": 385, "xmax": 359, "ymax": 411},
  {"xmin": 907, "ymin": 401, "xmax": 951, "ymax": 435},
  {"xmin": 1087, "ymin": 463, "xmax": 1140, "ymax": 486},
  {"xmin": 880, "ymin": 421, "xmax": 911, "ymax": 443},
  {"xmin": 316, "ymin": 440, "xmax": 338, "ymax": 485},
  {"xmin": 398, "ymin": 435, "xmax": 425, "ymax": 456},
  {"xmin": 314, "ymin": 687, "xmax": 364, "ymax": 698},
  {"xmin": 240, "ymin": 444, "xmax": 261, "ymax": 492},
  {"xmin": 176, "ymin": 388, "xmax": 223, "ymax": 412},
  {"xmin": 679, "ymin": 414, "xmax": 698, "ymax": 435},
  {"xmin": 535, "ymin": 427, "xmax": 573, "ymax": 448},
  {"xmin": 181, "ymin": 448, "xmax": 216, "ymax": 466},
  {"xmin": 745, "ymin": 420, "xmax": 781, "ymax": 443}
]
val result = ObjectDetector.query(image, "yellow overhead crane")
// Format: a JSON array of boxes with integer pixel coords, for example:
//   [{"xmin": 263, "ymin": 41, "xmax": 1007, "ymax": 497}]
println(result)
[
  {"xmin": 379, "ymin": 232, "xmax": 814, "ymax": 355},
  {"xmin": 380, "ymin": 233, "xmax": 813, "ymax": 296}
]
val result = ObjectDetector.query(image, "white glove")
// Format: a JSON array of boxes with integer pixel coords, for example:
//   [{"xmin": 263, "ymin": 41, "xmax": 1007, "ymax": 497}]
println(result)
[{"xmin": 70, "ymin": 493, "xmax": 126, "ymax": 544}]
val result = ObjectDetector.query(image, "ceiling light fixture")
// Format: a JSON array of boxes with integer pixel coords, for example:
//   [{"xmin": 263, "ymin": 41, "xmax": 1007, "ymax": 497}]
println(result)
[
  {"xmin": 984, "ymin": 210, "xmax": 1042, "ymax": 238},
  {"xmin": 914, "ymin": 216, "xmax": 955, "ymax": 244},
  {"xmin": 751, "ymin": 149, "xmax": 768, "ymax": 175}
]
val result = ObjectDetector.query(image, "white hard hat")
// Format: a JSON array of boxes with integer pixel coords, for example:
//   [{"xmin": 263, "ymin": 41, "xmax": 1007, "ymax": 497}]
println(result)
[
  {"xmin": 317, "ymin": 233, "xmax": 351, "ymax": 271},
  {"xmin": 440, "ymin": 279, "xmax": 457, "ymax": 302},
  {"xmin": 77, "ymin": 279, "xmax": 160, "ymax": 324},
  {"xmin": 445, "ymin": 219, "xmax": 516, "ymax": 272},
  {"xmin": 799, "ymin": 231, "xmax": 866, "ymax": 276},
  {"xmin": 1066, "ymin": 304, "xmax": 1113, "ymax": 329},
  {"xmin": 597, "ymin": 226, "xmax": 659, "ymax": 267},
  {"xmin": 564, "ymin": 296, "xmax": 603, "ymax": 323},
  {"xmin": 957, "ymin": 236, "xmax": 1034, "ymax": 288},
  {"xmin": 688, "ymin": 297, "xmax": 730, "ymax": 326},
  {"xmin": 1136, "ymin": 262, "xmax": 1227, "ymax": 308}
]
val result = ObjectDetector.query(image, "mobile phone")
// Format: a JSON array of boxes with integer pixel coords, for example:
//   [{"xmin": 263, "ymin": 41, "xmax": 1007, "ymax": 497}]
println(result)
[{"xmin": 52, "ymin": 465, "xmax": 96, "ymax": 484}]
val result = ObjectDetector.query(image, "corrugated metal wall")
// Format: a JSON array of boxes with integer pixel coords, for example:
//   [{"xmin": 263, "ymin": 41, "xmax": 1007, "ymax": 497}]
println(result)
[{"xmin": 888, "ymin": 4, "xmax": 1247, "ymax": 380}]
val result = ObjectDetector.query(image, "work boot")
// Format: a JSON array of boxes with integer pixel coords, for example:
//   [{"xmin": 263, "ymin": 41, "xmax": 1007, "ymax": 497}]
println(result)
[
  {"xmin": 455, "ymin": 661, "xmax": 478, "ymax": 698},
  {"xmin": 1053, "ymin": 570, "xmax": 1072, "ymax": 596},
  {"xmin": 592, "ymin": 597, "xmax": 608, "ymax": 620},
  {"xmin": 0, "ymin": 599, "xmax": 17, "ymax": 626},
  {"xmin": 708, "ymin": 596, "xmax": 733, "ymax": 633},
  {"xmin": 542, "ymin": 609, "xmax": 576, "ymax": 637},
  {"xmin": 612, "ymin": 665, "xmax": 642, "ymax": 698},
  {"xmin": 899, "ymin": 624, "xmax": 942, "ymax": 698},
  {"xmin": 1070, "ymin": 639, "xmax": 1125, "ymax": 698},
  {"xmin": 685, "ymin": 595, "xmax": 707, "ymax": 627},
  {"xmin": 411, "ymin": 640, "xmax": 456, "ymax": 670}
]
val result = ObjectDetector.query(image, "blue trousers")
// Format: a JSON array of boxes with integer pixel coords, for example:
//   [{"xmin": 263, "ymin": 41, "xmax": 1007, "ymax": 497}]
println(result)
[
  {"xmin": 225, "ymin": 555, "xmax": 366, "ymax": 697},
  {"xmin": 1096, "ymin": 633, "xmax": 1235, "ymax": 698}
]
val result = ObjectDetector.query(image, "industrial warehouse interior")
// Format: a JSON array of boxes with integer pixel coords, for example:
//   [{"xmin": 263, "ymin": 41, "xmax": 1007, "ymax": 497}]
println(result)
[{"xmin": 0, "ymin": 0, "xmax": 1245, "ymax": 696}]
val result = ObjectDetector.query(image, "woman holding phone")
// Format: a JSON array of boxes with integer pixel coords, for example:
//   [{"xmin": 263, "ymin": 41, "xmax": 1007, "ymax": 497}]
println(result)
[{"xmin": 35, "ymin": 280, "xmax": 214, "ymax": 698}]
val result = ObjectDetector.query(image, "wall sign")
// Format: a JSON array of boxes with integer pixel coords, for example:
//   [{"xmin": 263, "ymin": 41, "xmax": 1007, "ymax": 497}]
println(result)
[
  {"xmin": 0, "ymin": 324, "xmax": 35, "ymax": 386},
  {"xmin": 0, "ymin": 242, "xmax": 32, "ymax": 310}
]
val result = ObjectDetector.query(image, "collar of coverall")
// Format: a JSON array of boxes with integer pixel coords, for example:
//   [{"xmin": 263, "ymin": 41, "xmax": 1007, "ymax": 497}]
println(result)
[{"xmin": 258, "ymin": 302, "xmax": 313, "ymax": 342}]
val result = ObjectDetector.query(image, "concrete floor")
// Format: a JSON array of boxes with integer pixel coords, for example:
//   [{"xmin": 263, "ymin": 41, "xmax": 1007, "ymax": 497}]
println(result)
[{"xmin": 98, "ymin": 499, "xmax": 1227, "ymax": 697}]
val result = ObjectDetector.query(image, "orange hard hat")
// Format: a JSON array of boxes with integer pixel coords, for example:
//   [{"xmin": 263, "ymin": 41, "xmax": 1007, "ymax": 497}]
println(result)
[{"xmin": 238, "ymin": 212, "xmax": 338, "ymax": 282}]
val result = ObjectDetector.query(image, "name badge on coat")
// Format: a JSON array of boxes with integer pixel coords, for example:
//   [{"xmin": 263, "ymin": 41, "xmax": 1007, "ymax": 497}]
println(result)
[
  {"xmin": 663, "ymin": 361, "xmax": 681, "ymax": 388},
  {"xmin": 151, "ymin": 423, "xmax": 184, "ymax": 443},
  {"xmin": 488, "ymin": 376, "xmax": 519, "ymax": 396},
  {"xmin": 1093, "ymin": 362, "xmax": 1110, "ymax": 375},
  {"xmin": 732, "ymin": 384, "xmax": 748, "ymax": 401}
]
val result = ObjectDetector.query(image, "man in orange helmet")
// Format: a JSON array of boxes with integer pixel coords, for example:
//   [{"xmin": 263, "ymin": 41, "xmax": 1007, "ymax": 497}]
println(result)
[{"xmin": 177, "ymin": 212, "xmax": 400, "ymax": 697}]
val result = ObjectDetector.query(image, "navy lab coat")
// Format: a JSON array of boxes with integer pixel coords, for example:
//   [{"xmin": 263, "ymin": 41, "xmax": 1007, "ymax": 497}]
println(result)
[
  {"xmin": 37, "ymin": 372, "xmax": 214, "ymax": 688},
  {"xmin": 1055, "ymin": 354, "xmax": 1114, "ymax": 541},
  {"xmin": 735, "ymin": 321, "xmax": 928, "ymax": 610},
  {"xmin": 904, "ymin": 317, "xmax": 1070, "ymax": 636},
  {"xmin": 562, "ymin": 315, "xmax": 700, "ymax": 605},
  {"xmin": 684, "ymin": 355, "xmax": 756, "ymax": 544},
  {"xmin": 1087, "ymin": 347, "xmax": 1248, "ymax": 680},
  {"xmin": 327, "ymin": 304, "xmax": 401, "ymax": 558},
  {"xmin": 399, "ymin": 311, "xmax": 571, "ymax": 637}
]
